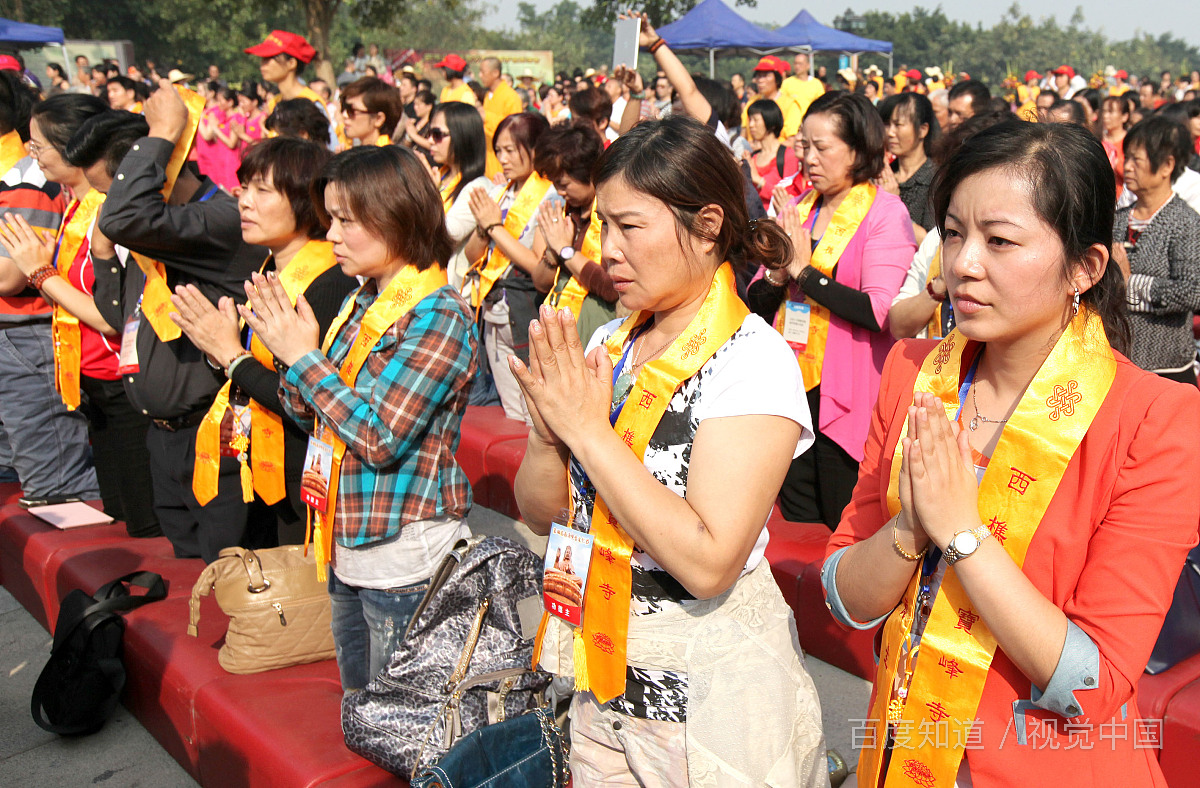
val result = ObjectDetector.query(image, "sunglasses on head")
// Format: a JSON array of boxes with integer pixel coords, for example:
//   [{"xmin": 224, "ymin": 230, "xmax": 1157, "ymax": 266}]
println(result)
[{"xmin": 428, "ymin": 127, "xmax": 450, "ymax": 143}]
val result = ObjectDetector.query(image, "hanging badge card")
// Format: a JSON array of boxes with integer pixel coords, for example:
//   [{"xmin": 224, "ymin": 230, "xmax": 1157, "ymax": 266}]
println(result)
[
  {"xmin": 117, "ymin": 315, "xmax": 141, "ymax": 375},
  {"xmin": 782, "ymin": 300, "xmax": 811, "ymax": 351},
  {"xmin": 543, "ymin": 523, "xmax": 594, "ymax": 626},
  {"xmin": 300, "ymin": 429, "xmax": 334, "ymax": 511}
]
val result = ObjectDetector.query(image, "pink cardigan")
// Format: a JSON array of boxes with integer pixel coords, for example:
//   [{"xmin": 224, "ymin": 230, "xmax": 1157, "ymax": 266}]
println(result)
[{"xmin": 764, "ymin": 188, "xmax": 915, "ymax": 461}]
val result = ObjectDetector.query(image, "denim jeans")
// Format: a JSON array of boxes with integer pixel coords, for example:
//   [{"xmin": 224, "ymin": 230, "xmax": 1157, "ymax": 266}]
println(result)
[
  {"xmin": 0, "ymin": 322, "xmax": 99, "ymax": 499},
  {"xmin": 328, "ymin": 572, "xmax": 430, "ymax": 691}
]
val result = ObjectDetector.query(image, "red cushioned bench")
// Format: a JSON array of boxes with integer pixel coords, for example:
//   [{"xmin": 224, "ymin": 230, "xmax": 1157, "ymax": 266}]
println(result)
[{"xmin": 0, "ymin": 504, "xmax": 402, "ymax": 787}]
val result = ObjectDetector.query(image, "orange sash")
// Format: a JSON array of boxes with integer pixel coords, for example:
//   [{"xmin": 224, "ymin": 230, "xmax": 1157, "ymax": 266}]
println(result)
[
  {"xmin": 545, "ymin": 202, "xmax": 602, "ymax": 318},
  {"xmin": 50, "ymin": 190, "xmax": 106, "ymax": 410},
  {"xmin": 193, "ymin": 241, "xmax": 338, "ymax": 506},
  {"xmin": 858, "ymin": 310, "xmax": 1115, "ymax": 787},
  {"xmin": 466, "ymin": 173, "xmax": 552, "ymax": 308},
  {"xmin": 438, "ymin": 169, "xmax": 462, "ymax": 214},
  {"xmin": 308, "ymin": 264, "xmax": 450, "ymax": 580},
  {"xmin": 925, "ymin": 244, "xmax": 944, "ymax": 339},
  {"xmin": 569, "ymin": 263, "xmax": 748, "ymax": 703}
]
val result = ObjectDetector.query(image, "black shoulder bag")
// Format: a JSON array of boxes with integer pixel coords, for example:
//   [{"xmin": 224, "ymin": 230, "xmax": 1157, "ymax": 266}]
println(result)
[{"xmin": 31, "ymin": 571, "xmax": 166, "ymax": 735}]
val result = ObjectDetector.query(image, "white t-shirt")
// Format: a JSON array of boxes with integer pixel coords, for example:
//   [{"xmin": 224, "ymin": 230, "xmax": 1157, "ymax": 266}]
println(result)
[{"xmin": 571, "ymin": 313, "xmax": 813, "ymax": 617}]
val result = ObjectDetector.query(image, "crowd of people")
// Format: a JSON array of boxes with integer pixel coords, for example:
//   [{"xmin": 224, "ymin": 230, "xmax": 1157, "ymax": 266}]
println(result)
[{"xmin": 1, "ymin": 15, "xmax": 1199, "ymax": 787}]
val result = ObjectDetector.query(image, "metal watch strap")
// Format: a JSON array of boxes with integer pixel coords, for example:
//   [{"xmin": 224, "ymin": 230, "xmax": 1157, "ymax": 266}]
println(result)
[{"xmin": 945, "ymin": 524, "xmax": 991, "ymax": 566}]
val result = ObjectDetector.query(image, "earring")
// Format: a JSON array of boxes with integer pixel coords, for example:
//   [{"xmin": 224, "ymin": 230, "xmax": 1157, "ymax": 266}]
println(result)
[{"xmin": 1072, "ymin": 287, "xmax": 1081, "ymax": 316}]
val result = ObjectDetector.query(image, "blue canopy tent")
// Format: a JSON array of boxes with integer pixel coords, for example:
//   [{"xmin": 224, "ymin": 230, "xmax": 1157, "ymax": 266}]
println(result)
[
  {"xmin": 774, "ymin": 10, "xmax": 893, "ymax": 76},
  {"xmin": 657, "ymin": 0, "xmax": 790, "ymax": 77},
  {"xmin": 0, "ymin": 18, "xmax": 64, "ymax": 47}
]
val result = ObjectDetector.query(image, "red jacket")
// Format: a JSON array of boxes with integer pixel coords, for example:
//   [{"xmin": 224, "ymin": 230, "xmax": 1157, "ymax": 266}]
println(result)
[{"xmin": 827, "ymin": 338, "xmax": 1200, "ymax": 787}]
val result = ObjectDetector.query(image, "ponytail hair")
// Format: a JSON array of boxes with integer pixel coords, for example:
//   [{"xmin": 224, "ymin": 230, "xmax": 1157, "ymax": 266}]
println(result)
[{"xmin": 594, "ymin": 115, "xmax": 793, "ymax": 273}]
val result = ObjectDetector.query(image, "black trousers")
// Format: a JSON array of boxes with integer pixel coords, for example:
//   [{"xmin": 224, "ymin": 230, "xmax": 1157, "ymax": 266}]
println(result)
[
  {"xmin": 777, "ymin": 385, "xmax": 862, "ymax": 530},
  {"xmin": 146, "ymin": 421, "xmax": 251, "ymax": 563},
  {"xmin": 80, "ymin": 375, "xmax": 160, "ymax": 538}
]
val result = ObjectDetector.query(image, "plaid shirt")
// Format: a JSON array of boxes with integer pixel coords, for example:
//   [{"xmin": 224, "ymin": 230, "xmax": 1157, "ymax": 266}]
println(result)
[{"xmin": 281, "ymin": 283, "xmax": 478, "ymax": 547}]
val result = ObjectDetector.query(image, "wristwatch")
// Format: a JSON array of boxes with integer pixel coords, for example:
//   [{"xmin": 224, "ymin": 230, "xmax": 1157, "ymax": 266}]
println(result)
[
  {"xmin": 557, "ymin": 246, "xmax": 575, "ymax": 263},
  {"xmin": 943, "ymin": 525, "xmax": 991, "ymax": 566}
]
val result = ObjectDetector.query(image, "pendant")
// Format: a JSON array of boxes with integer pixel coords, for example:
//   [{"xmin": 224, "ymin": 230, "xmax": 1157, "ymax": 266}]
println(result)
[
  {"xmin": 969, "ymin": 415, "xmax": 981, "ymax": 431},
  {"xmin": 612, "ymin": 372, "xmax": 634, "ymax": 405}
]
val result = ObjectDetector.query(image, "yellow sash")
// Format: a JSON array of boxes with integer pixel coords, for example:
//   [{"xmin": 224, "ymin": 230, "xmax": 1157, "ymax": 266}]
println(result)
[
  {"xmin": 545, "ymin": 203, "xmax": 602, "ymax": 318},
  {"xmin": 128, "ymin": 86, "xmax": 206, "ymax": 343},
  {"xmin": 193, "ymin": 241, "xmax": 338, "ymax": 506},
  {"xmin": 572, "ymin": 263, "xmax": 748, "ymax": 703},
  {"xmin": 925, "ymin": 245, "xmax": 943, "ymax": 339},
  {"xmin": 309, "ymin": 264, "xmax": 450, "ymax": 580},
  {"xmin": 776, "ymin": 183, "xmax": 875, "ymax": 390},
  {"xmin": 859, "ymin": 310, "xmax": 1115, "ymax": 788},
  {"xmin": 467, "ymin": 173, "xmax": 552, "ymax": 308},
  {"xmin": 50, "ymin": 190, "xmax": 106, "ymax": 410},
  {"xmin": 438, "ymin": 169, "xmax": 461, "ymax": 214},
  {"xmin": 0, "ymin": 130, "xmax": 26, "ymax": 175},
  {"xmin": 374, "ymin": 134, "xmax": 391, "ymax": 147}
]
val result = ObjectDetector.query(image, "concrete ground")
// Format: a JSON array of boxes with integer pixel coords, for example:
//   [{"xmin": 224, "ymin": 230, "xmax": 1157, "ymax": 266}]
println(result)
[{"xmin": 0, "ymin": 507, "xmax": 872, "ymax": 787}]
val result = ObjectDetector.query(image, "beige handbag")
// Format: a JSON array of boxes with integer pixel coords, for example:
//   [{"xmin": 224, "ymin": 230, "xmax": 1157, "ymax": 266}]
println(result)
[{"xmin": 187, "ymin": 545, "xmax": 336, "ymax": 674}]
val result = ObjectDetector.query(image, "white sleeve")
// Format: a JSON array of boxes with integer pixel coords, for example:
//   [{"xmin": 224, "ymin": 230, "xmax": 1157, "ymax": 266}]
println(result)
[
  {"xmin": 445, "ymin": 176, "xmax": 489, "ymax": 245},
  {"xmin": 692, "ymin": 316, "xmax": 814, "ymax": 458},
  {"xmin": 585, "ymin": 318, "xmax": 625, "ymax": 355},
  {"xmin": 892, "ymin": 228, "xmax": 941, "ymax": 306}
]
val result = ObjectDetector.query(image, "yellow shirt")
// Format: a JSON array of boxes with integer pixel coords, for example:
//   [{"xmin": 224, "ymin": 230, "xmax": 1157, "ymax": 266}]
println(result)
[
  {"xmin": 1017, "ymin": 99, "xmax": 1039, "ymax": 122},
  {"xmin": 742, "ymin": 91, "xmax": 804, "ymax": 140},
  {"xmin": 1109, "ymin": 84, "xmax": 1131, "ymax": 96},
  {"xmin": 483, "ymin": 81, "xmax": 524, "ymax": 179},
  {"xmin": 1017, "ymin": 84, "xmax": 1040, "ymax": 104},
  {"xmin": 440, "ymin": 82, "xmax": 476, "ymax": 106},
  {"xmin": 780, "ymin": 75, "xmax": 826, "ymax": 120}
]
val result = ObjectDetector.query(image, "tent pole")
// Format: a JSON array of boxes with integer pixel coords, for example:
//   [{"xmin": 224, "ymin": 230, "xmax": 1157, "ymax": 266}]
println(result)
[
  {"xmin": 888, "ymin": 53, "xmax": 893, "ymax": 77},
  {"xmin": 709, "ymin": 48, "xmax": 715, "ymax": 79}
]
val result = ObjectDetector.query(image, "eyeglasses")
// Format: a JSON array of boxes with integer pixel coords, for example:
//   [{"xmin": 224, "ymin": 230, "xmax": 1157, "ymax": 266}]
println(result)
[
  {"xmin": 27, "ymin": 140, "xmax": 46, "ymax": 158},
  {"xmin": 428, "ymin": 127, "xmax": 451, "ymax": 143},
  {"xmin": 342, "ymin": 105, "xmax": 369, "ymax": 118}
]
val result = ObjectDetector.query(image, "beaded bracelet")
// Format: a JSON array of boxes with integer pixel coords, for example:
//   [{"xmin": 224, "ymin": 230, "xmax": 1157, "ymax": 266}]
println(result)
[
  {"xmin": 893, "ymin": 521, "xmax": 928, "ymax": 562},
  {"xmin": 27, "ymin": 265, "xmax": 58, "ymax": 291}
]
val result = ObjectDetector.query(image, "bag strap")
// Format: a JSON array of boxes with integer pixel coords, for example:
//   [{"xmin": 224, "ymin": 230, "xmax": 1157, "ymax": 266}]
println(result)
[
  {"xmin": 405, "ymin": 539, "xmax": 471, "ymax": 639},
  {"xmin": 187, "ymin": 559, "xmax": 225, "ymax": 637},
  {"xmin": 51, "ymin": 572, "xmax": 166, "ymax": 653},
  {"xmin": 776, "ymin": 144, "xmax": 787, "ymax": 178},
  {"xmin": 31, "ymin": 650, "xmax": 125, "ymax": 735}
]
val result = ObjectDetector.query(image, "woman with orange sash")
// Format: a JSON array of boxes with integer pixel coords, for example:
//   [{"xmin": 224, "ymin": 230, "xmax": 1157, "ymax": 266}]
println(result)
[
  {"xmin": 513, "ymin": 116, "xmax": 826, "ymax": 786},
  {"xmin": 747, "ymin": 91, "xmax": 916, "ymax": 529},
  {"xmin": 463, "ymin": 112, "xmax": 558, "ymax": 421},
  {"xmin": 824, "ymin": 121, "xmax": 1200, "ymax": 788},
  {"xmin": 168, "ymin": 138, "xmax": 356, "ymax": 546},
  {"xmin": 530, "ymin": 123, "xmax": 617, "ymax": 347},
  {"xmin": 0, "ymin": 95, "xmax": 159, "ymax": 537},
  {"xmin": 239, "ymin": 145, "xmax": 478, "ymax": 690},
  {"xmin": 339, "ymin": 77, "xmax": 403, "ymax": 150},
  {"xmin": 430, "ymin": 102, "xmax": 490, "ymax": 289}
]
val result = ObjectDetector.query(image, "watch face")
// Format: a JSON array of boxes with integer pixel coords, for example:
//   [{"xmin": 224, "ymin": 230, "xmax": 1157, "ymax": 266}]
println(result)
[{"xmin": 952, "ymin": 531, "xmax": 980, "ymax": 555}]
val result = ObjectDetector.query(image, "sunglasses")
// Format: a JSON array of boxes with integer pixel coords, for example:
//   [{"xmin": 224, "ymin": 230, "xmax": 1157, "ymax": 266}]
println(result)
[
  {"xmin": 428, "ymin": 127, "xmax": 451, "ymax": 143},
  {"xmin": 342, "ymin": 105, "xmax": 370, "ymax": 118}
]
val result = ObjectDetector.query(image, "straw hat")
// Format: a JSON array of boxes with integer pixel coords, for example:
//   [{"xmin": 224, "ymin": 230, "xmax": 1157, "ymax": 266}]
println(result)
[{"xmin": 166, "ymin": 68, "xmax": 194, "ymax": 84}]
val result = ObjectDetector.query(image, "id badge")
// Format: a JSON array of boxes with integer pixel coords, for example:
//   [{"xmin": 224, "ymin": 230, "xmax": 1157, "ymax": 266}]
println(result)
[
  {"xmin": 117, "ymin": 315, "xmax": 140, "ymax": 375},
  {"xmin": 542, "ymin": 521, "xmax": 594, "ymax": 626},
  {"xmin": 782, "ymin": 301, "xmax": 811, "ymax": 351},
  {"xmin": 300, "ymin": 424, "xmax": 335, "ymax": 511}
]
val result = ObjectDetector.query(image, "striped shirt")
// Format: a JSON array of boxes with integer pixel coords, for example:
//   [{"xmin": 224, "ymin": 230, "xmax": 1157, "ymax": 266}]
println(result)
[
  {"xmin": 0, "ymin": 154, "xmax": 65, "ymax": 322},
  {"xmin": 281, "ymin": 283, "xmax": 478, "ymax": 547}
]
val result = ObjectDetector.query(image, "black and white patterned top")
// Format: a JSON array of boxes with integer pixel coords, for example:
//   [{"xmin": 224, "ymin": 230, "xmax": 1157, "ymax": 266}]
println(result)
[
  {"xmin": 895, "ymin": 157, "xmax": 936, "ymax": 231},
  {"xmin": 1117, "ymin": 195, "xmax": 1200, "ymax": 372},
  {"xmin": 570, "ymin": 313, "xmax": 812, "ymax": 721}
]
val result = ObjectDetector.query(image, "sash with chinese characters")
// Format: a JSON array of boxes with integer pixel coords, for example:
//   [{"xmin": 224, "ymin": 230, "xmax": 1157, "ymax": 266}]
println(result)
[
  {"xmin": 308, "ymin": 264, "xmax": 449, "ymax": 580},
  {"xmin": 777, "ymin": 183, "xmax": 875, "ymax": 390},
  {"xmin": 51, "ymin": 190, "xmax": 106, "ymax": 410},
  {"xmin": 438, "ymin": 169, "xmax": 461, "ymax": 214},
  {"xmin": 193, "ymin": 240, "xmax": 338, "ymax": 506},
  {"xmin": 859, "ymin": 309, "xmax": 1115, "ymax": 788},
  {"xmin": 128, "ymin": 86, "xmax": 206, "ymax": 343},
  {"xmin": 545, "ymin": 203, "xmax": 602, "ymax": 318},
  {"xmin": 467, "ymin": 173, "xmax": 552, "ymax": 308},
  {"xmin": 575, "ymin": 263, "xmax": 748, "ymax": 703}
]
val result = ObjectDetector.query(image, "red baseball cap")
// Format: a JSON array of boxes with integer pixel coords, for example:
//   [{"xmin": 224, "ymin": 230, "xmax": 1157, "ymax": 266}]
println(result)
[
  {"xmin": 905, "ymin": 69, "xmax": 921, "ymax": 80},
  {"xmin": 1052, "ymin": 65, "xmax": 1075, "ymax": 78},
  {"xmin": 433, "ymin": 54, "xmax": 467, "ymax": 72},
  {"xmin": 753, "ymin": 55, "xmax": 790, "ymax": 74},
  {"xmin": 1024, "ymin": 70, "xmax": 1041, "ymax": 82},
  {"xmin": 1115, "ymin": 69, "xmax": 1128, "ymax": 79},
  {"xmin": 0, "ymin": 55, "xmax": 19, "ymax": 72},
  {"xmin": 245, "ymin": 30, "xmax": 316, "ymax": 63}
]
